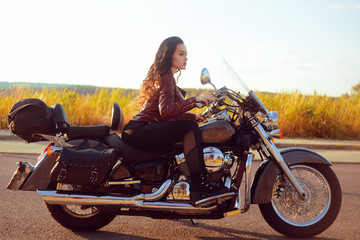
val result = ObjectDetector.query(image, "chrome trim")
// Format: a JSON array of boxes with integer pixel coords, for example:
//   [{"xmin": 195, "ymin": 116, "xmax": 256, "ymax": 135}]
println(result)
[
  {"xmin": 175, "ymin": 153, "xmax": 186, "ymax": 165},
  {"xmin": 34, "ymin": 148, "xmax": 51, "ymax": 168},
  {"xmin": 224, "ymin": 154, "xmax": 234, "ymax": 169},
  {"xmin": 235, "ymin": 187, "xmax": 241, "ymax": 209},
  {"xmin": 167, "ymin": 181, "xmax": 190, "ymax": 200},
  {"xmin": 39, "ymin": 179, "xmax": 172, "ymax": 205},
  {"xmin": 38, "ymin": 190, "xmax": 216, "ymax": 213},
  {"xmin": 136, "ymin": 179, "xmax": 173, "ymax": 202},
  {"xmin": 7, "ymin": 162, "xmax": 34, "ymax": 190},
  {"xmin": 50, "ymin": 145, "xmax": 63, "ymax": 151},
  {"xmin": 216, "ymin": 111, "xmax": 231, "ymax": 121},
  {"xmin": 203, "ymin": 147, "xmax": 224, "ymax": 172},
  {"xmin": 245, "ymin": 112, "xmax": 307, "ymax": 198},
  {"xmin": 269, "ymin": 129, "xmax": 281, "ymax": 139},
  {"xmin": 241, "ymin": 153, "xmax": 253, "ymax": 213},
  {"xmin": 38, "ymin": 190, "xmax": 140, "ymax": 206},
  {"xmin": 139, "ymin": 201, "xmax": 217, "ymax": 213},
  {"xmin": 224, "ymin": 176, "xmax": 231, "ymax": 189},
  {"xmin": 255, "ymin": 111, "xmax": 266, "ymax": 123},
  {"xmin": 195, "ymin": 192, "xmax": 236, "ymax": 207},
  {"xmin": 108, "ymin": 180, "xmax": 141, "ymax": 186}
]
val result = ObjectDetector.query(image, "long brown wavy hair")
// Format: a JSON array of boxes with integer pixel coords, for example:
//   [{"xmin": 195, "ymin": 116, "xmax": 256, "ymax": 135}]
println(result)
[{"xmin": 138, "ymin": 36, "xmax": 184, "ymax": 107}]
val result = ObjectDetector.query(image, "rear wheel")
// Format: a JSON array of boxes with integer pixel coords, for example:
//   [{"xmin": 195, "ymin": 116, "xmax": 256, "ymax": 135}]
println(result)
[
  {"xmin": 46, "ymin": 183, "xmax": 115, "ymax": 231},
  {"xmin": 259, "ymin": 164, "xmax": 341, "ymax": 238},
  {"xmin": 46, "ymin": 204, "xmax": 116, "ymax": 231}
]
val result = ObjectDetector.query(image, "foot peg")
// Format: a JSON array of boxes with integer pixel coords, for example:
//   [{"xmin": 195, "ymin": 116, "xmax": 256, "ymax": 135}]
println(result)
[{"xmin": 195, "ymin": 192, "xmax": 236, "ymax": 207}]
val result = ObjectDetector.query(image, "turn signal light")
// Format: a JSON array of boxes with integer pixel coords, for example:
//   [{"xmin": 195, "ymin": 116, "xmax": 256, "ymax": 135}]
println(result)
[{"xmin": 269, "ymin": 129, "xmax": 283, "ymax": 139}]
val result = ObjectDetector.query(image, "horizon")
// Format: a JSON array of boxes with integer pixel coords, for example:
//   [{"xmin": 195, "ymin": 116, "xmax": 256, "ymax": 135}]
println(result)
[
  {"xmin": 1, "ymin": 0, "xmax": 359, "ymax": 97},
  {"xmin": 1, "ymin": 80, "xmax": 354, "ymax": 97}
]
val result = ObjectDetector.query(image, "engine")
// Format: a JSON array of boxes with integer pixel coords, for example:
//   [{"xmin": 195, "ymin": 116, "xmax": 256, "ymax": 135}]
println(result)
[{"xmin": 175, "ymin": 147, "xmax": 234, "ymax": 179}]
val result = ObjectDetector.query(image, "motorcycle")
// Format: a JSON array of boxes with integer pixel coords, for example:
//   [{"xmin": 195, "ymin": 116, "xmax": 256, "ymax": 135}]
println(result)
[{"xmin": 7, "ymin": 59, "xmax": 341, "ymax": 238}]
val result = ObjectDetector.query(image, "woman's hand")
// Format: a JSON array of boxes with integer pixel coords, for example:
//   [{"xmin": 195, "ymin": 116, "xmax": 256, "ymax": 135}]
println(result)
[
  {"xmin": 195, "ymin": 95, "xmax": 218, "ymax": 107},
  {"xmin": 195, "ymin": 113, "xmax": 206, "ymax": 122}
]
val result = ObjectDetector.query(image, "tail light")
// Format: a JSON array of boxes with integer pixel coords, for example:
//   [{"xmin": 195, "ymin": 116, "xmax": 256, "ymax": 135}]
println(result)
[{"xmin": 39, "ymin": 143, "xmax": 54, "ymax": 157}]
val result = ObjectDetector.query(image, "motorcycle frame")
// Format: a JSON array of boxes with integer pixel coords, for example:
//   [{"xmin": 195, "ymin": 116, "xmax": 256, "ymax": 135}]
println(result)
[{"xmin": 9, "ymin": 112, "xmax": 334, "ymax": 219}]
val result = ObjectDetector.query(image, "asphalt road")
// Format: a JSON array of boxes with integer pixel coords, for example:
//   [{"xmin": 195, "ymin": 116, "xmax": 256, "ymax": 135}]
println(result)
[{"xmin": 1, "ymin": 152, "xmax": 360, "ymax": 240}]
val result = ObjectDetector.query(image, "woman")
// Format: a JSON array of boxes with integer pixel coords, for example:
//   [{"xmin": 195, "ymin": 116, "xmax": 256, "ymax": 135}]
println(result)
[{"xmin": 122, "ymin": 36, "xmax": 226, "ymax": 200}]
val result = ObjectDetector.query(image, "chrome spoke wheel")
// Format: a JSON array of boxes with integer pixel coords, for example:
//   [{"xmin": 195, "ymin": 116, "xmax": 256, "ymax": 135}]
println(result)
[
  {"xmin": 60, "ymin": 205, "xmax": 99, "ymax": 218},
  {"xmin": 271, "ymin": 165, "xmax": 330, "ymax": 227},
  {"xmin": 46, "ymin": 183, "xmax": 116, "ymax": 231}
]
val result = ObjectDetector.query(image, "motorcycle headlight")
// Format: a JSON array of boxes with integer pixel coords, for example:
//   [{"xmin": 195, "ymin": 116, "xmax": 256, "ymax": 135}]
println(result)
[{"xmin": 266, "ymin": 111, "xmax": 278, "ymax": 130}]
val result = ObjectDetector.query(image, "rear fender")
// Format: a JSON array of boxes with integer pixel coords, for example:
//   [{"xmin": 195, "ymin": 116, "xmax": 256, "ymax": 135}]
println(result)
[
  {"xmin": 20, "ymin": 153, "xmax": 58, "ymax": 191},
  {"xmin": 12, "ymin": 138, "xmax": 104, "ymax": 191},
  {"xmin": 251, "ymin": 147, "xmax": 332, "ymax": 204}
]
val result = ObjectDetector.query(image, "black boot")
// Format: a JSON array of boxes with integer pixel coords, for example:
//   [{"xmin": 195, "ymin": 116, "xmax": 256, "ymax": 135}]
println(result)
[
  {"xmin": 190, "ymin": 173, "xmax": 228, "ymax": 201},
  {"xmin": 185, "ymin": 147, "xmax": 228, "ymax": 201}
]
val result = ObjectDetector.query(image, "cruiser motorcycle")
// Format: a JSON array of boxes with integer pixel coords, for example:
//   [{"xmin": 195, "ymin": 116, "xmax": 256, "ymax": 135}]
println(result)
[{"xmin": 7, "ymin": 60, "xmax": 341, "ymax": 238}]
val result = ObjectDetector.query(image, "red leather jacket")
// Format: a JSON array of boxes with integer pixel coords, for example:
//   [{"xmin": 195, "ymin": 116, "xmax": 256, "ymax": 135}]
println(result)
[{"xmin": 132, "ymin": 72, "xmax": 197, "ymax": 122}]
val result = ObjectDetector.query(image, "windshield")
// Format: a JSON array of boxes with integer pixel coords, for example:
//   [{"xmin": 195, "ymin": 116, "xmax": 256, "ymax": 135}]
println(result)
[
  {"xmin": 218, "ymin": 58, "xmax": 269, "ymax": 114},
  {"xmin": 219, "ymin": 58, "xmax": 250, "ymax": 99}
]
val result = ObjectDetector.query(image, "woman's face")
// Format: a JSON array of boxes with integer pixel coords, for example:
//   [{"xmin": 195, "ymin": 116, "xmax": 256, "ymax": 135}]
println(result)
[{"xmin": 171, "ymin": 43, "xmax": 187, "ymax": 73}]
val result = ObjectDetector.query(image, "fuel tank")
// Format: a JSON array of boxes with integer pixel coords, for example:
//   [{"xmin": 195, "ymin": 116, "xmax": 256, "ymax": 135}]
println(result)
[{"xmin": 200, "ymin": 119, "xmax": 235, "ymax": 143}]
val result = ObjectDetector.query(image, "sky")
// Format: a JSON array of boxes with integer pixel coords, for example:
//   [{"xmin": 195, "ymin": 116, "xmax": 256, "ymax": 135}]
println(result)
[{"xmin": 0, "ymin": 0, "xmax": 359, "ymax": 96}]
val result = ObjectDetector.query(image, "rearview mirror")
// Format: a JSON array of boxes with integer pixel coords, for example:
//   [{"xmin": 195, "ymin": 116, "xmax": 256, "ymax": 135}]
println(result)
[
  {"xmin": 200, "ymin": 68, "xmax": 217, "ymax": 91},
  {"xmin": 200, "ymin": 68, "xmax": 211, "ymax": 85}
]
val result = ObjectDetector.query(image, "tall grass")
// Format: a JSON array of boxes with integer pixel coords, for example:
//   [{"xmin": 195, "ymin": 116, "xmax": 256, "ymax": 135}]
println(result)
[
  {"xmin": 0, "ymin": 87, "xmax": 139, "ymax": 130},
  {"xmin": 1, "ymin": 87, "xmax": 360, "ymax": 140},
  {"xmin": 257, "ymin": 91, "xmax": 360, "ymax": 140}
]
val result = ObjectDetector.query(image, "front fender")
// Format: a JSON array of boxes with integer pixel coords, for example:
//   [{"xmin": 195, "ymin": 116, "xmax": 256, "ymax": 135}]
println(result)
[{"xmin": 251, "ymin": 147, "xmax": 332, "ymax": 204}]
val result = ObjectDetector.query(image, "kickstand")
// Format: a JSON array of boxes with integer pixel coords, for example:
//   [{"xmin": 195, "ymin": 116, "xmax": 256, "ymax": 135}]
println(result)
[{"xmin": 190, "ymin": 219, "xmax": 198, "ymax": 225}]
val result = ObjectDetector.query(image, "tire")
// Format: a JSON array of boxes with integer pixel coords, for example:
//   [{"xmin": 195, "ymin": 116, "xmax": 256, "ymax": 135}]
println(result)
[
  {"xmin": 46, "ymin": 204, "xmax": 116, "ymax": 232},
  {"xmin": 259, "ymin": 164, "xmax": 342, "ymax": 238}
]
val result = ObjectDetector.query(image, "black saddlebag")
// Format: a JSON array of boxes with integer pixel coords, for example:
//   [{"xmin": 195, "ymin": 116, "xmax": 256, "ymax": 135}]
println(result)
[
  {"xmin": 7, "ymin": 98, "xmax": 56, "ymax": 142},
  {"xmin": 50, "ymin": 139, "xmax": 117, "ymax": 186}
]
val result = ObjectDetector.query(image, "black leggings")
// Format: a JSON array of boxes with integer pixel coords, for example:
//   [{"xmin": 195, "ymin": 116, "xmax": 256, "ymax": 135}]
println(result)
[{"xmin": 122, "ymin": 120, "xmax": 206, "ymax": 174}]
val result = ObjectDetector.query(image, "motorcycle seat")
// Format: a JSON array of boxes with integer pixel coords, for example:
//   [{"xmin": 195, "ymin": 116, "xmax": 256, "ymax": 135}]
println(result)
[
  {"xmin": 104, "ymin": 133, "xmax": 170, "ymax": 163},
  {"xmin": 67, "ymin": 125, "xmax": 110, "ymax": 139},
  {"xmin": 111, "ymin": 102, "xmax": 124, "ymax": 131},
  {"xmin": 52, "ymin": 103, "xmax": 70, "ymax": 133}
]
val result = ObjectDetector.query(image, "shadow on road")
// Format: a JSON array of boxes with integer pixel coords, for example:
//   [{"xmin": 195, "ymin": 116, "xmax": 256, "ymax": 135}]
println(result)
[
  {"xmin": 75, "ymin": 231, "xmax": 157, "ymax": 240},
  {"xmin": 179, "ymin": 220, "xmax": 339, "ymax": 240}
]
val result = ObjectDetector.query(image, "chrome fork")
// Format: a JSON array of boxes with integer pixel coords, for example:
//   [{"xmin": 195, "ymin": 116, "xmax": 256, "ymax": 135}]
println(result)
[{"xmin": 246, "ymin": 112, "xmax": 307, "ymax": 199}]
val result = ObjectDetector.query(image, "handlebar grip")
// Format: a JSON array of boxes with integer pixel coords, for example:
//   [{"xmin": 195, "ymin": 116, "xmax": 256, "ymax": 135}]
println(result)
[{"xmin": 194, "ymin": 102, "xmax": 206, "ymax": 108}]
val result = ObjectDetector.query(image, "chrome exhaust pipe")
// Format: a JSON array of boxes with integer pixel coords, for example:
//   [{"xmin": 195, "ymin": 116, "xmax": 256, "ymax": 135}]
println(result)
[
  {"xmin": 37, "ymin": 179, "xmax": 235, "ymax": 214},
  {"xmin": 38, "ymin": 179, "xmax": 173, "ymax": 206},
  {"xmin": 38, "ymin": 188, "xmax": 217, "ymax": 213}
]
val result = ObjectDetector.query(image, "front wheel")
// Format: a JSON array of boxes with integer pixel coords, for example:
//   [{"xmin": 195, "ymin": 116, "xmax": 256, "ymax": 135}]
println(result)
[
  {"xmin": 46, "ymin": 204, "xmax": 116, "ymax": 231},
  {"xmin": 259, "ymin": 164, "xmax": 342, "ymax": 238}
]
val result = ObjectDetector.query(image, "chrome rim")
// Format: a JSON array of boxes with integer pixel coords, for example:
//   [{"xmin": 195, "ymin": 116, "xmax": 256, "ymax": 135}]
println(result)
[
  {"xmin": 61, "ymin": 205, "xmax": 99, "ymax": 218},
  {"xmin": 271, "ymin": 165, "xmax": 331, "ymax": 227},
  {"xmin": 57, "ymin": 183, "xmax": 99, "ymax": 218}
]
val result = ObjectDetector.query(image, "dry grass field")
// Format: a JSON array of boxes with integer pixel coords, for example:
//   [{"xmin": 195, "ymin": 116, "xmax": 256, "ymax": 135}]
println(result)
[{"xmin": 1, "ymin": 87, "xmax": 359, "ymax": 140}]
